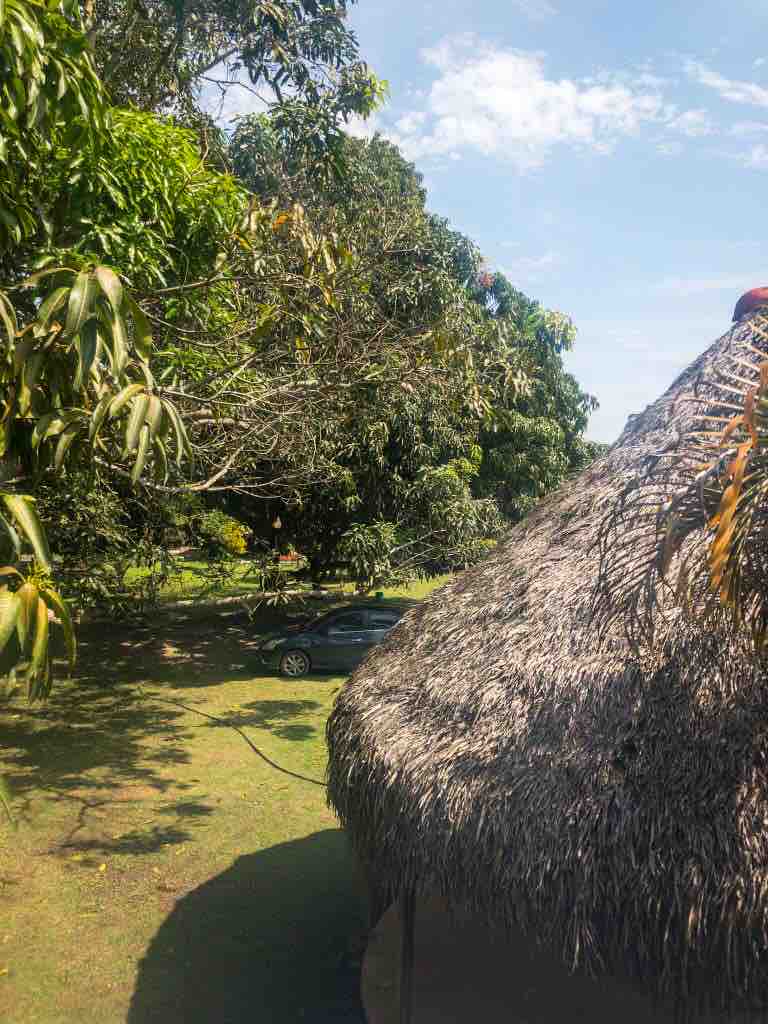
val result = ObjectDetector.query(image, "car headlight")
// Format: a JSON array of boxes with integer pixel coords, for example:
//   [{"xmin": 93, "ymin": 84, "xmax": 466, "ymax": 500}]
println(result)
[{"xmin": 260, "ymin": 637, "xmax": 285, "ymax": 652}]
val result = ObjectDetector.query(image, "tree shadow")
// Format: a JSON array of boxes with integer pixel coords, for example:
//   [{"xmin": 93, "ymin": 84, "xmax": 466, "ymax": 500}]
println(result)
[
  {"xmin": 0, "ymin": 673, "xmax": 209, "ymax": 852},
  {"xmin": 0, "ymin": 680, "xmax": 191, "ymax": 800},
  {"xmin": 128, "ymin": 828, "xmax": 369, "ymax": 1024},
  {"xmin": 0, "ymin": 599, "xmax": 345, "ymax": 862},
  {"xmin": 68, "ymin": 601, "xmax": 317, "ymax": 691},
  {"xmin": 203, "ymin": 699, "xmax": 322, "ymax": 741},
  {"xmin": 71, "ymin": 613, "xmax": 262, "ymax": 690}
]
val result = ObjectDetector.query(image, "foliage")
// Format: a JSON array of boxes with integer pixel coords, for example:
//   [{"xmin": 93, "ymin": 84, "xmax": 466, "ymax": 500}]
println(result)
[
  {"xmin": 0, "ymin": 13, "xmax": 197, "ymax": 698},
  {"xmin": 41, "ymin": 108, "xmax": 247, "ymax": 289},
  {"xmin": 198, "ymin": 509, "xmax": 251, "ymax": 557},
  {"xmin": 0, "ymin": 0, "xmax": 106, "ymax": 253},
  {"xmin": 33, "ymin": 468, "xmax": 180, "ymax": 615},
  {"xmin": 86, "ymin": 0, "xmax": 386, "ymax": 151},
  {"xmin": 2, "ymin": 264, "xmax": 190, "ymax": 479},
  {"xmin": 0, "ymin": 1, "xmax": 599, "ymax": 699},
  {"xmin": 225, "ymin": 126, "xmax": 597, "ymax": 579}
]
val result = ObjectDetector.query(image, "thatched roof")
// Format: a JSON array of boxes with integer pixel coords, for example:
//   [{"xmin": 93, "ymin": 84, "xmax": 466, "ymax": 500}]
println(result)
[{"xmin": 327, "ymin": 307, "xmax": 768, "ymax": 1019}]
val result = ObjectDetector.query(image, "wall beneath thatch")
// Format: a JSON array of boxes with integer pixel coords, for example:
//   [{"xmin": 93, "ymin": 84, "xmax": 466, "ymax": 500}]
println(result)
[{"xmin": 363, "ymin": 893, "xmax": 761, "ymax": 1024}]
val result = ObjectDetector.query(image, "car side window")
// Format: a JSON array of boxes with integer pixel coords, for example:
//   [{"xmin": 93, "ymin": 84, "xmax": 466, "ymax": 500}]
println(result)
[
  {"xmin": 367, "ymin": 611, "xmax": 401, "ymax": 630},
  {"xmin": 326, "ymin": 612, "xmax": 366, "ymax": 634}
]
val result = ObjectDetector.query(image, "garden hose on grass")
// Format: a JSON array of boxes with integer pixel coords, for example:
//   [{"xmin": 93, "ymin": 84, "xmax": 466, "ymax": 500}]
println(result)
[{"xmin": 138, "ymin": 689, "xmax": 326, "ymax": 787}]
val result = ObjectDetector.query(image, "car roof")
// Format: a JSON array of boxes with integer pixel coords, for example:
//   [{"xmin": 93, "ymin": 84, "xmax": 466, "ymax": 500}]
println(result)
[
  {"xmin": 309, "ymin": 602, "xmax": 407, "ymax": 622},
  {"xmin": 320, "ymin": 602, "xmax": 406, "ymax": 615}
]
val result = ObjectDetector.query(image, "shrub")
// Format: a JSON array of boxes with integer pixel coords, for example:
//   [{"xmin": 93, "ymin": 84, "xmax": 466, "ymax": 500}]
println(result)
[{"xmin": 198, "ymin": 511, "xmax": 252, "ymax": 557}]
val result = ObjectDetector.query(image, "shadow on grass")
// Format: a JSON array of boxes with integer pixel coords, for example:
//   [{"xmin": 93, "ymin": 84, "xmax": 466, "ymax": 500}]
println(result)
[
  {"xmin": 68, "ymin": 603, "xmax": 319, "ymax": 691},
  {"xmin": 128, "ymin": 828, "xmax": 368, "ymax": 1024},
  {"xmin": 204, "ymin": 699, "xmax": 322, "ymax": 742},
  {"xmin": 0, "ymin": 601, "xmax": 344, "ymax": 856},
  {"xmin": 68, "ymin": 593, "xmax": 421, "ymax": 693},
  {"xmin": 0, "ymin": 682, "xmax": 190, "ymax": 801},
  {"xmin": 0, "ymin": 675, "xmax": 213, "ymax": 853}
]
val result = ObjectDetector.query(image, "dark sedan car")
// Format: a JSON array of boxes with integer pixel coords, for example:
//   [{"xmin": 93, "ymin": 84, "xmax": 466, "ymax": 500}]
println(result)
[{"xmin": 256, "ymin": 602, "xmax": 406, "ymax": 677}]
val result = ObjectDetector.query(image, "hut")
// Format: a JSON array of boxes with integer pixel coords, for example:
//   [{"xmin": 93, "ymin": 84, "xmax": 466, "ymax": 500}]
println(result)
[{"xmin": 327, "ymin": 297, "xmax": 768, "ymax": 1022}]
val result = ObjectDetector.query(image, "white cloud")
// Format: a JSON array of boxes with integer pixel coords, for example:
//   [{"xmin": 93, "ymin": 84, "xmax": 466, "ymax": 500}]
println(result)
[
  {"xmin": 395, "ymin": 111, "xmax": 427, "ymax": 134},
  {"xmin": 502, "ymin": 251, "xmax": 562, "ymax": 280},
  {"xmin": 509, "ymin": 0, "xmax": 557, "ymax": 20},
  {"xmin": 634, "ymin": 71, "xmax": 670, "ymax": 88},
  {"xmin": 345, "ymin": 111, "xmax": 384, "ymax": 139},
  {"xmin": 668, "ymin": 109, "xmax": 714, "ymax": 136},
  {"xmin": 730, "ymin": 120, "xmax": 768, "ymax": 135},
  {"xmin": 686, "ymin": 61, "xmax": 768, "ymax": 107},
  {"xmin": 657, "ymin": 273, "xmax": 767, "ymax": 296},
  {"xmin": 386, "ymin": 35, "xmax": 671, "ymax": 171},
  {"xmin": 738, "ymin": 143, "xmax": 768, "ymax": 168}
]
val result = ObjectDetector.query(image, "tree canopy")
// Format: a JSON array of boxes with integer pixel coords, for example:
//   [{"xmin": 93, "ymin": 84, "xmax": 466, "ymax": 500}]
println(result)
[{"xmin": 0, "ymin": 0, "xmax": 600, "ymax": 742}]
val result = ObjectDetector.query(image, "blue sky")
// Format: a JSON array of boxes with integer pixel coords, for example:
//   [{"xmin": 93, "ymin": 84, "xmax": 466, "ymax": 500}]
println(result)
[{"xmin": 336, "ymin": 0, "xmax": 768, "ymax": 442}]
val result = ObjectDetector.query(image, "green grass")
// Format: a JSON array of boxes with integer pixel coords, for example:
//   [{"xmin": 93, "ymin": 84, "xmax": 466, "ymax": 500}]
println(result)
[
  {"xmin": 125, "ymin": 556, "xmax": 451, "ymax": 606},
  {"xmin": 124, "ymin": 558, "xmax": 290, "ymax": 602},
  {"xmin": 0, "ymin": 574, "xmax": 452, "ymax": 1023}
]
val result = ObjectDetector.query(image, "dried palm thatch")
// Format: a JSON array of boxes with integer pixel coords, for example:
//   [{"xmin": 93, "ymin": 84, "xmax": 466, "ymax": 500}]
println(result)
[{"xmin": 327, "ymin": 307, "xmax": 768, "ymax": 1020}]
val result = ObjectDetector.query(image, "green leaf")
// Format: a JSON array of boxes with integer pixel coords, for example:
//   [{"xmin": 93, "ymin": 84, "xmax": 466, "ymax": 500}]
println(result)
[
  {"xmin": 88, "ymin": 393, "xmax": 112, "ymax": 440},
  {"xmin": 54, "ymin": 424, "xmax": 79, "ymax": 472},
  {"xmin": 131, "ymin": 423, "xmax": 151, "ymax": 484},
  {"xmin": 27, "ymin": 596, "xmax": 49, "ymax": 700},
  {"xmin": 108, "ymin": 383, "xmax": 145, "ymax": 419},
  {"xmin": 125, "ymin": 296, "xmax": 152, "ymax": 361},
  {"xmin": 0, "ymin": 206, "xmax": 20, "ymax": 243},
  {"xmin": 163, "ymin": 399, "xmax": 190, "ymax": 468},
  {"xmin": 153, "ymin": 437, "xmax": 168, "ymax": 483},
  {"xmin": 124, "ymin": 393, "xmax": 149, "ymax": 454},
  {"xmin": 13, "ymin": 334, "xmax": 35, "ymax": 375},
  {"xmin": 63, "ymin": 270, "xmax": 95, "ymax": 339},
  {"xmin": 0, "ymin": 513, "xmax": 21, "ymax": 557},
  {"xmin": 17, "ymin": 350, "xmax": 43, "ymax": 415},
  {"xmin": 0, "ymin": 291, "xmax": 17, "ymax": 346},
  {"xmin": 109, "ymin": 308, "xmax": 130, "ymax": 376},
  {"xmin": 0, "ymin": 588, "xmax": 20, "ymax": 658},
  {"xmin": 22, "ymin": 267, "xmax": 74, "ymax": 289},
  {"xmin": 74, "ymin": 318, "xmax": 99, "ymax": 390},
  {"xmin": 15, "ymin": 580, "xmax": 37, "ymax": 651},
  {"xmin": 31, "ymin": 412, "xmax": 59, "ymax": 450},
  {"xmin": 2, "ymin": 494, "xmax": 51, "ymax": 570},
  {"xmin": 93, "ymin": 266, "xmax": 123, "ymax": 314},
  {"xmin": 145, "ymin": 395, "xmax": 164, "ymax": 438},
  {"xmin": 41, "ymin": 588, "xmax": 75, "ymax": 672},
  {"xmin": 37, "ymin": 286, "xmax": 69, "ymax": 330}
]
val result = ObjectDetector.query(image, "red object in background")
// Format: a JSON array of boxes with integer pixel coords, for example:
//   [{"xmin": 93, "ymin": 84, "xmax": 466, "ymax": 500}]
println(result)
[{"xmin": 733, "ymin": 287, "xmax": 768, "ymax": 322}]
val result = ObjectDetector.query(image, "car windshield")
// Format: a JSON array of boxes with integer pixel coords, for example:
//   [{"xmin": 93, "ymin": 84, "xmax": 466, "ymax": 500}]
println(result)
[{"xmin": 368, "ymin": 610, "xmax": 401, "ymax": 629}]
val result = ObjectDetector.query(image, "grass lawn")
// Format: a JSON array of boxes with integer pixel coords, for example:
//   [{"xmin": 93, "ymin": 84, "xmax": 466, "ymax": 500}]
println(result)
[
  {"xmin": 0, "ymin": 576, "xmax": 448, "ymax": 1023},
  {"xmin": 125, "ymin": 558, "xmax": 295, "ymax": 602},
  {"xmin": 126, "ymin": 554, "xmax": 451, "ymax": 605}
]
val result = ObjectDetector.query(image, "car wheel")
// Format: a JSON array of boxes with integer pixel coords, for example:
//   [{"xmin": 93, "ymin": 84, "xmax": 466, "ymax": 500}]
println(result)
[{"xmin": 279, "ymin": 650, "xmax": 311, "ymax": 678}]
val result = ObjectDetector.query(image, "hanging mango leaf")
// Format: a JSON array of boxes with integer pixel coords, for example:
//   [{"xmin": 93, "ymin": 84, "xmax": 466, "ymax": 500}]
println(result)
[{"xmin": 1, "ymin": 494, "xmax": 51, "ymax": 570}]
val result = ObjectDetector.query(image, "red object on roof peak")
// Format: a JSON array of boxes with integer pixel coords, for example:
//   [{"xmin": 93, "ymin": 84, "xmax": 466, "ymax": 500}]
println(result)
[{"xmin": 733, "ymin": 287, "xmax": 768, "ymax": 322}]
